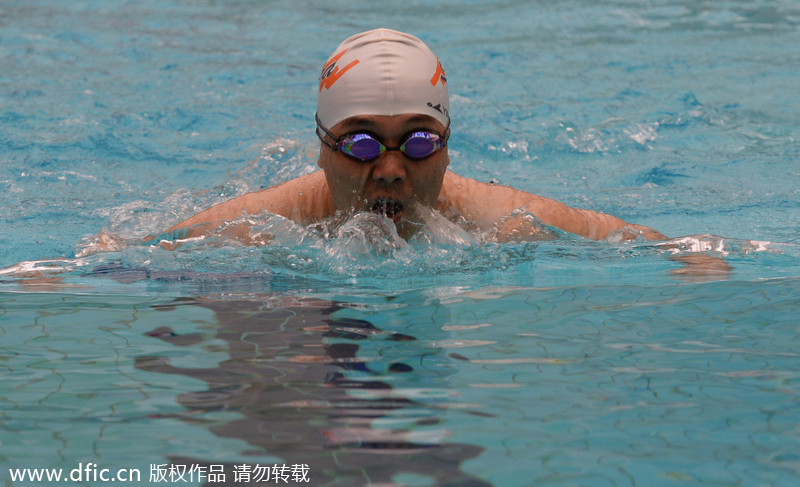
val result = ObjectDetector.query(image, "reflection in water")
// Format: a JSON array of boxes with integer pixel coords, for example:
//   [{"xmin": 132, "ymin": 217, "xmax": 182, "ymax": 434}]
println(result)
[{"xmin": 135, "ymin": 296, "xmax": 490, "ymax": 487}]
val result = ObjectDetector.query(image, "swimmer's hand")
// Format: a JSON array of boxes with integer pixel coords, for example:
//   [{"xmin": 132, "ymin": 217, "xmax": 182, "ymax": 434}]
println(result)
[{"xmin": 669, "ymin": 254, "xmax": 732, "ymax": 282}]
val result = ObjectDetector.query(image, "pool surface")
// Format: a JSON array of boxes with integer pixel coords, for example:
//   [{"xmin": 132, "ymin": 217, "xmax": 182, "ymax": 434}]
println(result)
[{"xmin": 2, "ymin": 1, "xmax": 800, "ymax": 486}]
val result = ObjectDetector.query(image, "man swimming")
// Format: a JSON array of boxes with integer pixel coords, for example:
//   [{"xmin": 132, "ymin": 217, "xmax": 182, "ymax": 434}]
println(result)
[{"xmin": 148, "ymin": 28, "xmax": 665, "ymax": 246}]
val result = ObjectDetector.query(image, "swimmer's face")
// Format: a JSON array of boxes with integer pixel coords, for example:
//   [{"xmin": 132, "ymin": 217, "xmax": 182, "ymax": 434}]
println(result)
[{"xmin": 317, "ymin": 113, "xmax": 450, "ymax": 235}]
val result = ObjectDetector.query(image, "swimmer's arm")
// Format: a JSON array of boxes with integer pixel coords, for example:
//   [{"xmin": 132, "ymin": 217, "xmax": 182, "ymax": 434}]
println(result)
[
  {"xmin": 518, "ymin": 193, "xmax": 667, "ymax": 240},
  {"xmin": 441, "ymin": 171, "xmax": 666, "ymax": 241},
  {"xmin": 151, "ymin": 171, "xmax": 334, "ymax": 242}
]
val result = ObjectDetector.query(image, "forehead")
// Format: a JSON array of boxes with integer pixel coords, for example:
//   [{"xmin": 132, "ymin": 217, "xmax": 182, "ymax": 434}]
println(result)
[{"xmin": 333, "ymin": 114, "xmax": 445, "ymax": 134}]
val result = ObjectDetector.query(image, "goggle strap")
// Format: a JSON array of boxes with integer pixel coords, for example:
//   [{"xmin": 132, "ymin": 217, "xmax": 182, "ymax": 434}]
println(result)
[{"xmin": 315, "ymin": 115, "xmax": 340, "ymax": 153}]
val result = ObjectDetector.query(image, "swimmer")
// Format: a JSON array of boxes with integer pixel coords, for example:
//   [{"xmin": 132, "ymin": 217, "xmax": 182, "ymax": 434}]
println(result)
[{"xmin": 147, "ymin": 28, "xmax": 666, "ymax": 246}]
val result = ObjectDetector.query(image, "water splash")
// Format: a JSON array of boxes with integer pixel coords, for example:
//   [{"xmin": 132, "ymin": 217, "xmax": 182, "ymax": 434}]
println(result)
[{"xmin": 5, "ymin": 209, "xmax": 799, "ymax": 292}]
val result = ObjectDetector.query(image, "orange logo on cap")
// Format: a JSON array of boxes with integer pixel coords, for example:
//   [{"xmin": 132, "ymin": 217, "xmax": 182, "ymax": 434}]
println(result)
[
  {"xmin": 430, "ymin": 59, "xmax": 447, "ymax": 87},
  {"xmin": 319, "ymin": 49, "xmax": 360, "ymax": 91}
]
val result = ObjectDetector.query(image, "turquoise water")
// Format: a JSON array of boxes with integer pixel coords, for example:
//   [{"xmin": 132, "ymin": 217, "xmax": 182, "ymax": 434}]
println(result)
[{"xmin": 2, "ymin": 0, "xmax": 800, "ymax": 486}]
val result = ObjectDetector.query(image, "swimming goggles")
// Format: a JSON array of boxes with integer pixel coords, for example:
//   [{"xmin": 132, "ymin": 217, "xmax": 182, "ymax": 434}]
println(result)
[{"xmin": 315, "ymin": 113, "xmax": 450, "ymax": 162}]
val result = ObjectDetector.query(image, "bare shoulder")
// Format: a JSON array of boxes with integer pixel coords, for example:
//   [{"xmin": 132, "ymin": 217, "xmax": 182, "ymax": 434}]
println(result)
[
  {"xmin": 439, "ymin": 171, "xmax": 548, "ymax": 225},
  {"xmin": 170, "ymin": 170, "xmax": 334, "ymax": 231},
  {"xmin": 250, "ymin": 170, "xmax": 334, "ymax": 223}
]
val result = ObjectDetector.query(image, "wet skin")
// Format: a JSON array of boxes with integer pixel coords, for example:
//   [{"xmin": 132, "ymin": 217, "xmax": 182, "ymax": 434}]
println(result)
[{"xmin": 316, "ymin": 114, "xmax": 450, "ymax": 239}]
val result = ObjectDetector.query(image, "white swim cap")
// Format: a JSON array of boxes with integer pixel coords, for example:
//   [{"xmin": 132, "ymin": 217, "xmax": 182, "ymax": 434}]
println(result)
[{"xmin": 316, "ymin": 28, "xmax": 449, "ymax": 129}]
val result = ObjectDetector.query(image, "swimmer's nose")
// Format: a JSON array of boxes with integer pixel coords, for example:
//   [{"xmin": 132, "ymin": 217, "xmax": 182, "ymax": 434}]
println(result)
[{"xmin": 372, "ymin": 151, "xmax": 406, "ymax": 185}]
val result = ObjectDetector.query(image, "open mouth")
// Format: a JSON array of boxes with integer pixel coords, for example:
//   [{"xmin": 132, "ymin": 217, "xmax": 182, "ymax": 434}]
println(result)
[{"xmin": 370, "ymin": 197, "xmax": 405, "ymax": 222}]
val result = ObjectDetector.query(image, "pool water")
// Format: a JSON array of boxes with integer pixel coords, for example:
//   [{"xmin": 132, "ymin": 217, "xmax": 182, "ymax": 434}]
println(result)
[{"xmin": 2, "ymin": 0, "xmax": 800, "ymax": 486}]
